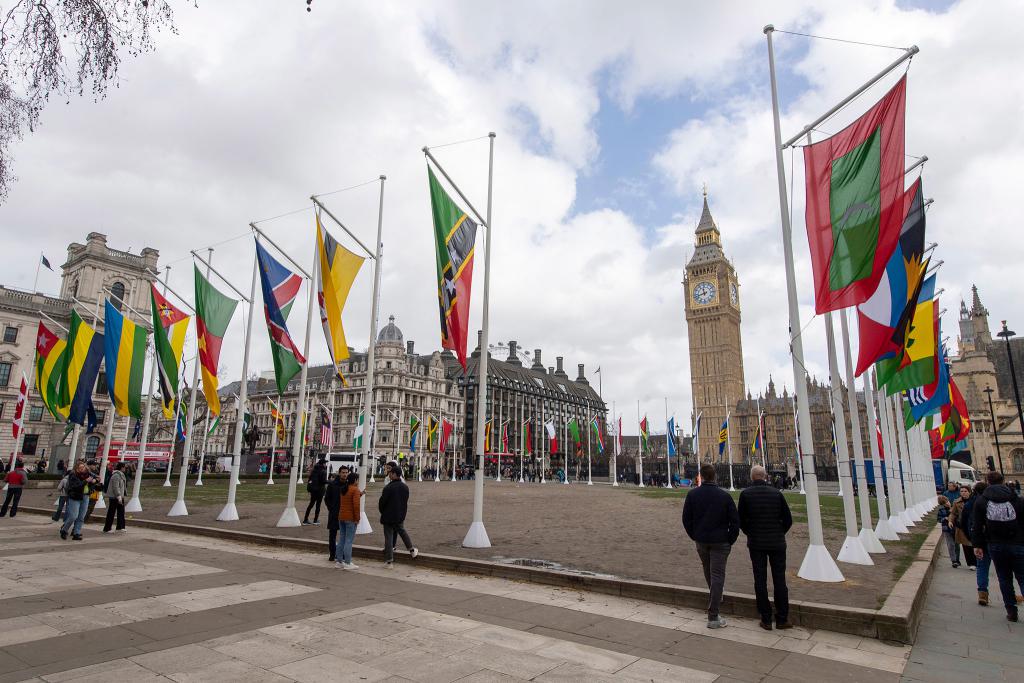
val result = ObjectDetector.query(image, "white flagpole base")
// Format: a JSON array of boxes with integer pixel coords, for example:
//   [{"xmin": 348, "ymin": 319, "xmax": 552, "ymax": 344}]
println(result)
[
  {"xmin": 612, "ymin": 481, "xmax": 619, "ymax": 487},
  {"xmin": 905, "ymin": 506, "xmax": 923, "ymax": 523},
  {"xmin": 434, "ymin": 476, "xmax": 440, "ymax": 482},
  {"xmin": 729, "ymin": 486, "xmax": 736, "ymax": 491},
  {"xmin": 587, "ymin": 480, "xmax": 593, "ymax": 486},
  {"xmin": 356, "ymin": 516, "xmax": 373, "ymax": 535},
  {"xmin": 797, "ymin": 544, "xmax": 845, "ymax": 582},
  {"xmin": 875, "ymin": 518, "xmax": 900, "ymax": 541},
  {"xmin": 638, "ymin": 483, "xmax": 645, "ymax": 488},
  {"xmin": 888, "ymin": 514, "xmax": 909, "ymax": 534},
  {"xmin": 217, "ymin": 502, "xmax": 239, "ymax": 522},
  {"xmin": 167, "ymin": 500, "xmax": 188, "ymax": 517},
  {"xmin": 859, "ymin": 527, "xmax": 885, "ymax": 553},
  {"xmin": 276, "ymin": 506, "xmax": 300, "ymax": 527},
  {"xmin": 462, "ymin": 521, "xmax": 491, "ymax": 548},
  {"xmin": 162, "ymin": 479, "xmax": 172, "ymax": 487},
  {"xmin": 94, "ymin": 494, "xmax": 106, "ymax": 510},
  {"xmin": 518, "ymin": 478, "xmax": 525, "ymax": 483},
  {"xmin": 799, "ymin": 485, "xmax": 806, "ymax": 494},
  {"xmin": 125, "ymin": 497, "xmax": 143, "ymax": 513},
  {"xmin": 195, "ymin": 478, "xmax": 204, "ymax": 486},
  {"xmin": 838, "ymin": 488, "xmax": 843, "ymax": 497},
  {"xmin": 266, "ymin": 478, "xmax": 274, "ymax": 485},
  {"xmin": 837, "ymin": 536, "xmax": 873, "ymax": 565},
  {"xmin": 899, "ymin": 511, "xmax": 917, "ymax": 527},
  {"xmin": 1, "ymin": 483, "xmax": 6, "ymax": 492}
]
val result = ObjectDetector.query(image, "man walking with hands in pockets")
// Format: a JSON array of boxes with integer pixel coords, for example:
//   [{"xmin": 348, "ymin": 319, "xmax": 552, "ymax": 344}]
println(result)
[
  {"xmin": 738, "ymin": 464, "xmax": 794, "ymax": 630},
  {"xmin": 683, "ymin": 463, "xmax": 739, "ymax": 629}
]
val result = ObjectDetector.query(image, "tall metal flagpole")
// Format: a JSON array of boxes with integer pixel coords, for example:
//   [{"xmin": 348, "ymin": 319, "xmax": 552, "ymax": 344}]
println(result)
[
  {"xmin": 126, "ymin": 267, "xmax": 170, "ymax": 513},
  {"xmin": 356, "ymin": 176, "xmax": 387, "ymax": 535},
  {"xmin": 877, "ymin": 378, "xmax": 909, "ymax": 533},
  {"xmin": 197, "ymin": 406, "xmax": 210, "ymax": 485},
  {"xmin": 791, "ymin": 399, "xmax": 805, "ymax": 494},
  {"xmin": 586, "ymin": 405, "xmax": 593, "ymax": 485},
  {"xmin": 725, "ymin": 403, "xmax": 735, "ymax": 491},
  {"xmin": 664, "ymin": 398, "xmax": 672, "ymax": 489},
  {"xmin": 893, "ymin": 393, "xmax": 922, "ymax": 522},
  {"xmin": 764, "ymin": 25, "xmax": 842, "ymax": 582},
  {"xmin": 540, "ymin": 396, "xmax": 546, "ymax": 484},
  {"xmin": 637, "ymin": 401, "xmax": 645, "ymax": 488},
  {"xmin": 611, "ymin": 402, "xmax": 618, "ymax": 487},
  {"xmin": 462, "ymin": 134, "xmax": 495, "ymax": 548},
  {"xmin": 169, "ymin": 251, "xmax": 212, "ymax": 516},
  {"xmin": 864, "ymin": 374, "xmax": 896, "ymax": 539},
  {"xmin": 839, "ymin": 309, "xmax": 884, "ymax": 552},
  {"xmin": 825, "ymin": 312, "xmax": 872, "ymax": 565},
  {"xmin": 217, "ymin": 252, "xmax": 258, "ymax": 522},
  {"xmin": 277, "ymin": 234, "xmax": 319, "ymax": 527}
]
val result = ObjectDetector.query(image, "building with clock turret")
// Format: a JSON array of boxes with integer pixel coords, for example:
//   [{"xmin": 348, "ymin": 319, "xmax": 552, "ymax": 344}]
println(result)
[{"xmin": 684, "ymin": 190, "xmax": 745, "ymax": 461}]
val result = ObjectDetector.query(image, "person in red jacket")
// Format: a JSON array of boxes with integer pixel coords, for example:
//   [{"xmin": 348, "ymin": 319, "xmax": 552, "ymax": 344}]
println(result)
[{"xmin": 1, "ymin": 460, "xmax": 28, "ymax": 517}]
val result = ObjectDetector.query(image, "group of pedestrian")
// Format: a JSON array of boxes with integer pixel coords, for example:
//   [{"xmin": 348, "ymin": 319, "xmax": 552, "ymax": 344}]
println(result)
[
  {"xmin": 969, "ymin": 471, "xmax": 1024, "ymax": 622},
  {"xmin": 682, "ymin": 464, "xmax": 793, "ymax": 630}
]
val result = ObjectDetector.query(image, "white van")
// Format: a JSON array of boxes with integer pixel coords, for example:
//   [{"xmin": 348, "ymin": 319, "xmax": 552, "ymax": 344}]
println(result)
[
  {"xmin": 945, "ymin": 460, "xmax": 978, "ymax": 489},
  {"xmin": 326, "ymin": 452, "xmax": 362, "ymax": 476}
]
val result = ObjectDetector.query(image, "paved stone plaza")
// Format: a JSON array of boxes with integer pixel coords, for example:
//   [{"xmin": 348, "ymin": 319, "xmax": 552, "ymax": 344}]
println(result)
[{"xmin": 0, "ymin": 513, "xmax": 929, "ymax": 682}]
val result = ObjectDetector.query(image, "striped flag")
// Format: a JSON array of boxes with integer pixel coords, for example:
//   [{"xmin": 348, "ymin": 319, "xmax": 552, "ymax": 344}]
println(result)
[
  {"xmin": 319, "ymin": 406, "xmax": 333, "ymax": 448},
  {"xmin": 103, "ymin": 300, "xmax": 148, "ymax": 418},
  {"xmin": 58, "ymin": 311, "xmax": 105, "ymax": 426},
  {"xmin": 34, "ymin": 321, "xmax": 67, "ymax": 421},
  {"xmin": 12, "ymin": 372, "xmax": 28, "ymax": 439},
  {"xmin": 718, "ymin": 418, "xmax": 729, "ymax": 456},
  {"xmin": 591, "ymin": 417, "xmax": 604, "ymax": 454},
  {"xmin": 150, "ymin": 284, "xmax": 189, "ymax": 419}
]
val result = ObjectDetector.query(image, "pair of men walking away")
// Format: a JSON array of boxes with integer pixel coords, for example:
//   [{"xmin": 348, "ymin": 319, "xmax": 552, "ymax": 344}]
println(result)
[{"xmin": 682, "ymin": 464, "xmax": 793, "ymax": 630}]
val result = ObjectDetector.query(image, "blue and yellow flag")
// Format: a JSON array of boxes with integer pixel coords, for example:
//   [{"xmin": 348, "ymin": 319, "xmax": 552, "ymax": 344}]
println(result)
[
  {"xmin": 58, "ymin": 311, "xmax": 104, "ymax": 426},
  {"xmin": 718, "ymin": 418, "xmax": 728, "ymax": 456},
  {"xmin": 103, "ymin": 300, "xmax": 149, "ymax": 419}
]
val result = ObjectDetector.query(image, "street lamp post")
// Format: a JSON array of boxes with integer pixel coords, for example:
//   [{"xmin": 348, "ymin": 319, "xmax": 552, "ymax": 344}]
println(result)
[
  {"xmin": 996, "ymin": 321, "xmax": 1024, "ymax": 453},
  {"xmin": 983, "ymin": 387, "xmax": 1003, "ymax": 475}
]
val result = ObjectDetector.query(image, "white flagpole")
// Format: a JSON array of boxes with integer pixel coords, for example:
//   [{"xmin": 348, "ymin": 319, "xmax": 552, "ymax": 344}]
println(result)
[
  {"xmin": 120, "ymin": 416, "xmax": 130, "ymax": 463},
  {"xmin": 725, "ymin": 405, "xmax": 735, "ymax": 491},
  {"xmin": 894, "ymin": 393, "xmax": 923, "ymax": 522},
  {"xmin": 126, "ymin": 267, "xmax": 170, "ymax": 513},
  {"xmin": 162, "ymin": 364, "xmax": 184, "ymax": 488},
  {"xmin": 765, "ymin": 25, "xmax": 842, "ymax": 582},
  {"xmin": 540, "ymin": 397, "xmax": 546, "ymax": 484},
  {"xmin": 877, "ymin": 378, "xmax": 909, "ymax": 533},
  {"xmin": 586, "ymin": 407, "xmax": 593, "ymax": 486},
  {"xmin": 217, "ymin": 252, "xmax": 258, "ymax": 522},
  {"xmin": 451, "ymin": 134, "xmax": 495, "ymax": 549},
  {"xmin": 664, "ymin": 398, "xmax": 672, "ymax": 489},
  {"xmin": 637, "ymin": 401, "xmax": 645, "ymax": 488},
  {"xmin": 33, "ymin": 251, "xmax": 42, "ymax": 293},
  {"xmin": 276, "ymin": 236, "xmax": 318, "ymax": 527},
  {"xmin": 197, "ymin": 406, "xmax": 210, "ymax": 485},
  {"xmin": 612, "ymin": 403, "xmax": 618, "ymax": 487},
  {"xmin": 266, "ymin": 399, "xmax": 278, "ymax": 485},
  {"xmin": 451, "ymin": 410, "xmax": 457, "ymax": 482},
  {"xmin": 435, "ymin": 411, "xmax": 442, "ymax": 482},
  {"xmin": 791, "ymin": 399, "xmax": 805, "ymax": 494},
  {"xmin": 839, "ymin": 309, "xmax": 884, "ymax": 552},
  {"xmin": 825, "ymin": 312, "xmax": 872, "ymax": 565},
  {"xmin": 755, "ymin": 398, "xmax": 766, "ymax": 469},
  {"xmin": 355, "ymin": 176, "xmax": 387, "ymax": 535},
  {"xmin": 864, "ymin": 374, "xmax": 896, "ymax": 539}
]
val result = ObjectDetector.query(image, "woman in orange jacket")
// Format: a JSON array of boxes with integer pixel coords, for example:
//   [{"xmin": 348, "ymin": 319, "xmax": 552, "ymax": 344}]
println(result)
[{"xmin": 337, "ymin": 472, "xmax": 361, "ymax": 569}]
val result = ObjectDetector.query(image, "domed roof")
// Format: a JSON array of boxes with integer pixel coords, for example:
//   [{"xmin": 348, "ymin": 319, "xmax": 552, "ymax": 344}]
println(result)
[{"xmin": 377, "ymin": 315, "xmax": 404, "ymax": 344}]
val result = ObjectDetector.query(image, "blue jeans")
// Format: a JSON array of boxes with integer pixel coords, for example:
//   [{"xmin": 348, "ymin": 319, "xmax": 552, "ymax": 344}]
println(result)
[
  {"xmin": 338, "ymin": 521, "xmax": 356, "ymax": 564},
  {"xmin": 977, "ymin": 549, "xmax": 991, "ymax": 592},
  {"xmin": 61, "ymin": 498, "xmax": 88, "ymax": 536},
  {"xmin": 988, "ymin": 543, "xmax": 1024, "ymax": 614}
]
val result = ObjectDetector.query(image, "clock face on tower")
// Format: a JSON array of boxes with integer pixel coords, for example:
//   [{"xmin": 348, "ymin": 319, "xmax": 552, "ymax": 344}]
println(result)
[
  {"xmin": 730, "ymin": 282, "xmax": 738, "ymax": 306},
  {"xmin": 693, "ymin": 281, "xmax": 716, "ymax": 305}
]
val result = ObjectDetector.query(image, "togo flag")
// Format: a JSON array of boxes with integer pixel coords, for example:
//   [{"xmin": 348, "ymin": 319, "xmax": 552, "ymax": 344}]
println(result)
[
  {"xmin": 103, "ymin": 300, "xmax": 148, "ymax": 418},
  {"xmin": 59, "ymin": 310, "xmax": 105, "ymax": 426},
  {"xmin": 34, "ymin": 321, "xmax": 68, "ymax": 421},
  {"xmin": 803, "ymin": 76, "xmax": 906, "ymax": 314},
  {"xmin": 195, "ymin": 266, "xmax": 238, "ymax": 417},
  {"xmin": 150, "ymin": 284, "xmax": 189, "ymax": 419}
]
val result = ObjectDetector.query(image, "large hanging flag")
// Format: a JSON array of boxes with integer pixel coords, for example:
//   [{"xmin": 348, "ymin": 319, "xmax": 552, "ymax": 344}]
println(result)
[
  {"xmin": 939, "ymin": 378, "xmax": 970, "ymax": 443},
  {"xmin": 523, "ymin": 420, "xmax": 533, "ymax": 456},
  {"xmin": 352, "ymin": 411, "xmax": 375, "ymax": 449},
  {"xmin": 718, "ymin": 418, "xmax": 729, "ymax": 456},
  {"xmin": 484, "ymin": 420, "xmax": 493, "ymax": 453},
  {"xmin": 150, "ymin": 284, "xmax": 189, "ymax": 419},
  {"xmin": 750, "ymin": 412, "xmax": 765, "ymax": 456},
  {"xmin": 426, "ymin": 415, "xmax": 438, "ymax": 451},
  {"xmin": 12, "ymin": 372, "xmax": 28, "ymax": 440},
  {"xmin": 319, "ymin": 406, "xmax": 333, "ymax": 448},
  {"xmin": 103, "ymin": 300, "xmax": 148, "ymax": 419},
  {"xmin": 409, "ymin": 415, "xmax": 421, "ymax": 451},
  {"xmin": 567, "ymin": 418, "xmax": 581, "ymax": 448},
  {"xmin": 34, "ymin": 322, "xmax": 67, "ymax": 421},
  {"xmin": 270, "ymin": 399, "xmax": 285, "ymax": 441},
  {"xmin": 855, "ymin": 179, "xmax": 928, "ymax": 375},
  {"xmin": 615, "ymin": 416, "xmax": 622, "ymax": 456},
  {"xmin": 207, "ymin": 415, "xmax": 221, "ymax": 438},
  {"xmin": 876, "ymin": 275, "xmax": 937, "ymax": 394},
  {"xmin": 501, "ymin": 420, "xmax": 510, "ymax": 453},
  {"xmin": 58, "ymin": 310, "xmax": 105, "ymax": 426},
  {"xmin": 904, "ymin": 327, "xmax": 950, "ymax": 428},
  {"xmin": 440, "ymin": 418, "xmax": 454, "ymax": 453},
  {"xmin": 194, "ymin": 266, "xmax": 238, "ymax": 417},
  {"xmin": 803, "ymin": 76, "xmax": 907, "ymax": 314},
  {"xmin": 545, "ymin": 420, "xmax": 558, "ymax": 454},
  {"xmin": 591, "ymin": 417, "xmax": 605, "ymax": 454},
  {"xmin": 428, "ymin": 166, "xmax": 478, "ymax": 370},
  {"xmin": 667, "ymin": 417, "xmax": 677, "ymax": 457},
  {"xmin": 316, "ymin": 212, "xmax": 364, "ymax": 385},
  {"xmin": 640, "ymin": 417, "xmax": 649, "ymax": 454},
  {"xmin": 255, "ymin": 240, "xmax": 306, "ymax": 395}
]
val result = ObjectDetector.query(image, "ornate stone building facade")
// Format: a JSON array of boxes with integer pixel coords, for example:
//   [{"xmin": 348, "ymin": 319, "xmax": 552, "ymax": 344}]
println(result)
[
  {"xmin": 1, "ymin": 233, "xmax": 159, "ymax": 467},
  {"xmin": 684, "ymin": 191, "xmax": 745, "ymax": 460}
]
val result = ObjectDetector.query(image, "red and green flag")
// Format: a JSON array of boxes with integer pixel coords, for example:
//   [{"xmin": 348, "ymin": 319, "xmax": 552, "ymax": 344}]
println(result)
[
  {"xmin": 522, "ymin": 420, "xmax": 533, "ymax": 456},
  {"xmin": 34, "ymin": 321, "xmax": 67, "ymax": 421},
  {"xmin": 567, "ymin": 417, "xmax": 581, "ymax": 447},
  {"xmin": 803, "ymin": 76, "xmax": 907, "ymax": 314},
  {"xmin": 428, "ymin": 166, "xmax": 477, "ymax": 370},
  {"xmin": 194, "ymin": 266, "xmax": 238, "ymax": 417},
  {"xmin": 640, "ymin": 416, "xmax": 649, "ymax": 454}
]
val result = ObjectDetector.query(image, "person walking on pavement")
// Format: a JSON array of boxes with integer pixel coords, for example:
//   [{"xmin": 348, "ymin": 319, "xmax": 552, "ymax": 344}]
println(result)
[
  {"xmin": 943, "ymin": 481, "xmax": 960, "ymax": 506},
  {"xmin": 0, "ymin": 460, "xmax": 28, "ymax": 517},
  {"xmin": 968, "ymin": 482, "xmax": 993, "ymax": 605},
  {"xmin": 52, "ymin": 471, "xmax": 70, "ymax": 521},
  {"xmin": 682, "ymin": 463, "xmax": 740, "ymax": 629},
  {"xmin": 336, "ymin": 472, "xmax": 361, "ymax": 569},
  {"xmin": 738, "ymin": 465, "xmax": 794, "ymax": 631},
  {"xmin": 951, "ymin": 484, "xmax": 976, "ymax": 569},
  {"xmin": 938, "ymin": 496, "xmax": 959, "ymax": 567},
  {"xmin": 102, "ymin": 462, "xmax": 128, "ymax": 533},
  {"xmin": 303, "ymin": 454, "xmax": 328, "ymax": 525},
  {"xmin": 379, "ymin": 466, "xmax": 418, "ymax": 567},
  {"xmin": 60, "ymin": 463, "xmax": 98, "ymax": 540},
  {"xmin": 972, "ymin": 471, "xmax": 1024, "ymax": 621},
  {"xmin": 324, "ymin": 466, "xmax": 347, "ymax": 562}
]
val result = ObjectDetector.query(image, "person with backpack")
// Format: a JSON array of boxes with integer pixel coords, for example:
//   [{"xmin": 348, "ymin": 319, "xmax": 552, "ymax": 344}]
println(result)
[
  {"xmin": 967, "ymin": 482, "xmax": 992, "ymax": 605},
  {"xmin": 52, "ymin": 471, "xmax": 70, "ymax": 521},
  {"xmin": 303, "ymin": 455, "xmax": 328, "ymax": 525},
  {"xmin": 0, "ymin": 460, "xmax": 28, "ymax": 517},
  {"xmin": 102, "ymin": 462, "xmax": 128, "ymax": 533},
  {"xmin": 972, "ymin": 471, "xmax": 1024, "ymax": 622}
]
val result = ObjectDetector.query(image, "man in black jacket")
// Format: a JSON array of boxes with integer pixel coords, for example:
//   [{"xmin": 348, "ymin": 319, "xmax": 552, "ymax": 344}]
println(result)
[
  {"xmin": 682, "ymin": 464, "xmax": 739, "ymax": 628},
  {"xmin": 971, "ymin": 471, "xmax": 1024, "ymax": 622},
  {"xmin": 303, "ymin": 455, "xmax": 329, "ymax": 525},
  {"xmin": 738, "ymin": 465, "xmax": 794, "ymax": 630},
  {"xmin": 379, "ymin": 467, "xmax": 418, "ymax": 567}
]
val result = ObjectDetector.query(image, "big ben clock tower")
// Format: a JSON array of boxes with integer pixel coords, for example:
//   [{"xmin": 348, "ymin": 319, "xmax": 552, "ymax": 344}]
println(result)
[{"xmin": 684, "ymin": 190, "xmax": 745, "ymax": 461}]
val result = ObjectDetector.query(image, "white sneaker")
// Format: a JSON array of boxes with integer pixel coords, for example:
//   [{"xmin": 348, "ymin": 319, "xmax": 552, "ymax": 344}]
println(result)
[
  {"xmin": 335, "ymin": 561, "xmax": 346, "ymax": 568},
  {"xmin": 410, "ymin": 547, "xmax": 419, "ymax": 559},
  {"xmin": 707, "ymin": 617, "xmax": 727, "ymax": 629},
  {"xmin": 347, "ymin": 562, "xmax": 359, "ymax": 569},
  {"xmin": 384, "ymin": 560, "xmax": 394, "ymax": 569}
]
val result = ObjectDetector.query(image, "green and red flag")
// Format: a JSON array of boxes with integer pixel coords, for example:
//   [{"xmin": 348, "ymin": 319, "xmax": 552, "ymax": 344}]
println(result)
[
  {"xmin": 939, "ymin": 377, "xmax": 970, "ymax": 443},
  {"xmin": 567, "ymin": 417, "xmax": 581, "ymax": 447},
  {"xmin": 803, "ymin": 76, "xmax": 907, "ymax": 314},
  {"xmin": 150, "ymin": 284, "xmax": 190, "ymax": 419},
  {"xmin": 428, "ymin": 166, "xmax": 478, "ymax": 370},
  {"xmin": 522, "ymin": 420, "xmax": 533, "ymax": 456},
  {"xmin": 194, "ymin": 266, "xmax": 238, "ymax": 417}
]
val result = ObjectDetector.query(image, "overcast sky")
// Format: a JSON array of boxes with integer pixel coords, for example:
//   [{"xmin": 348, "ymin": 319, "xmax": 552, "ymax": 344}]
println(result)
[{"xmin": 2, "ymin": 0, "xmax": 1021, "ymax": 434}]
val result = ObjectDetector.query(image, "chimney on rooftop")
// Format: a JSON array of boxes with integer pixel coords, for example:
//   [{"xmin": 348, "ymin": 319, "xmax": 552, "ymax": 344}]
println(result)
[
  {"xmin": 407, "ymin": 340, "xmax": 414, "ymax": 355},
  {"xmin": 507, "ymin": 340, "xmax": 521, "ymax": 365},
  {"xmin": 555, "ymin": 356, "xmax": 567, "ymax": 377},
  {"xmin": 532, "ymin": 349, "xmax": 544, "ymax": 371},
  {"xmin": 576, "ymin": 364, "xmax": 588, "ymax": 385}
]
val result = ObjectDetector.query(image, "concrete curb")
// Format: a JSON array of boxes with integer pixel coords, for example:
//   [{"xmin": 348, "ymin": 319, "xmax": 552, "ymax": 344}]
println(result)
[{"xmin": 16, "ymin": 506, "xmax": 940, "ymax": 643}]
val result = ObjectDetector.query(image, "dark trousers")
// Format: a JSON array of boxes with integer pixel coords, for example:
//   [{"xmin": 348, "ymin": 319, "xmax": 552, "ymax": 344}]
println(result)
[
  {"xmin": 328, "ymin": 527, "xmax": 338, "ymax": 560},
  {"xmin": 695, "ymin": 541, "xmax": 731, "ymax": 620},
  {"xmin": 383, "ymin": 522, "xmax": 413, "ymax": 562},
  {"xmin": 988, "ymin": 543, "xmax": 1024, "ymax": 616},
  {"xmin": 749, "ymin": 546, "xmax": 789, "ymax": 624},
  {"xmin": 103, "ymin": 498, "xmax": 125, "ymax": 532},
  {"xmin": 0, "ymin": 488, "xmax": 22, "ymax": 517},
  {"xmin": 963, "ymin": 544, "xmax": 977, "ymax": 567},
  {"xmin": 52, "ymin": 496, "xmax": 67, "ymax": 521},
  {"xmin": 304, "ymin": 491, "xmax": 324, "ymax": 522}
]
